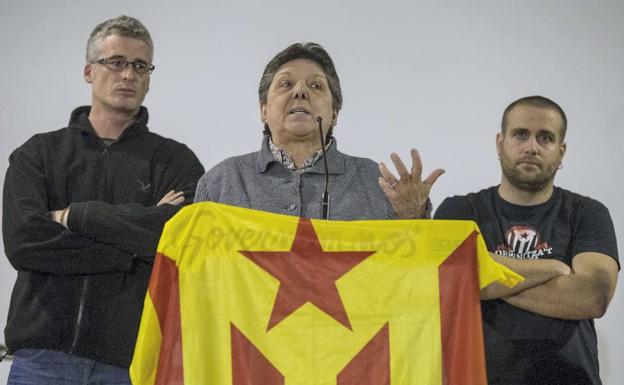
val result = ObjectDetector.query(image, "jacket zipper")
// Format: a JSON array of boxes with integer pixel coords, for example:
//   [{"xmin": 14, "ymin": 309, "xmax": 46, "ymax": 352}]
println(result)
[
  {"xmin": 69, "ymin": 140, "xmax": 114, "ymax": 352},
  {"xmin": 70, "ymin": 277, "xmax": 90, "ymax": 352}
]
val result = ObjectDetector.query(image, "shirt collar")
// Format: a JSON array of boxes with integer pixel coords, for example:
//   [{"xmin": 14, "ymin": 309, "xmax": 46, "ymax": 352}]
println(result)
[
  {"xmin": 257, "ymin": 135, "xmax": 346, "ymax": 175},
  {"xmin": 268, "ymin": 137, "xmax": 334, "ymax": 173}
]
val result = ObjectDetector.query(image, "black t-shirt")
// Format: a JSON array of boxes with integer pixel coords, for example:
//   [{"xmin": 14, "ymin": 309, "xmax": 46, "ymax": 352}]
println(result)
[{"xmin": 435, "ymin": 186, "xmax": 619, "ymax": 385}]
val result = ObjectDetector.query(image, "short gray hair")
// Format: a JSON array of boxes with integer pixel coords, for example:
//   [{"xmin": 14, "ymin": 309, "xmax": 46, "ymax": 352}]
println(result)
[{"xmin": 86, "ymin": 15, "xmax": 153, "ymax": 63}]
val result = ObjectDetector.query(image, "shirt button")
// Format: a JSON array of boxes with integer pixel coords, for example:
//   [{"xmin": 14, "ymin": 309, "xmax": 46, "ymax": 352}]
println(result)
[{"xmin": 286, "ymin": 204, "xmax": 297, "ymax": 211}]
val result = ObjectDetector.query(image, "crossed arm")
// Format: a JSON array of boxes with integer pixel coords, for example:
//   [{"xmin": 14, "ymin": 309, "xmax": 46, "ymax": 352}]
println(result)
[
  {"xmin": 50, "ymin": 190, "xmax": 185, "ymax": 228},
  {"xmin": 502, "ymin": 252, "xmax": 618, "ymax": 319},
  {"xmin": 480, "ymin": 253, "xmax": 572, "ymax": 300},
  {"xmin": 479, "ymin": 250, "xmax": 618, "ymax": 320},
  {"xmin": 480, "ymin": 250, "xmax": 618, "ymax": 320},
  {"xmin": 4, "ymin": 141, "xmax": 203, "ymax": 275}
]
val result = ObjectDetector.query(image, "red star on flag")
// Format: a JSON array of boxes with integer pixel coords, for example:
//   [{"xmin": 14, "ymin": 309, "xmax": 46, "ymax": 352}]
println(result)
[{"xmin": 240, "ymin": 218, "xmax": 375, "ymax": 331}]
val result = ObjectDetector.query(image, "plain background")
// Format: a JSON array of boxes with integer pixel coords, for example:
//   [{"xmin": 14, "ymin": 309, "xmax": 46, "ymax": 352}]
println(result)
[{"xmin": 1, "ymin": 0, "xmax": 622, "ymax": 382}]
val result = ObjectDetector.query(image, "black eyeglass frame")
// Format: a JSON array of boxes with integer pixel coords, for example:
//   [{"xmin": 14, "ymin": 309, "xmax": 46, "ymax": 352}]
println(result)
[{"xmin": 94, "ymin": 57, "xmax": 156, "ymax": 75}]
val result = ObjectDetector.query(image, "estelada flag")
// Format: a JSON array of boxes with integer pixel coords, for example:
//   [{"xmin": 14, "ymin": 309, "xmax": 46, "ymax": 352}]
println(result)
[{"xmin": 130, "ymin": 202, "xmax": 521, "ymax": 385}]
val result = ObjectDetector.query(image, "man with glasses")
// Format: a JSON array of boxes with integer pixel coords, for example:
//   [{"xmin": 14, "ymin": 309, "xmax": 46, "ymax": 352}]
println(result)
[{"xmin": 3, "ymin": 15, "xmax": 204, "ymax": 384}]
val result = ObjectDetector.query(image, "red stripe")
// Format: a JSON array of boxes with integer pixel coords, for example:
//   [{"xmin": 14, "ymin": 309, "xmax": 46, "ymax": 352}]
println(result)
[
  {"xmin": 337, "ymin": 323, "xmax": 391, "ymax": 385},
  {"xmin": 231, "ymin": 323, "xmax": 284, "ymax": 385},
  {"xmin": 148, "ymin": 252, "xmax": 184, "ymax": 385},
  {"xmin": 438, "ymin": 231, "xmax": 488, "ymax": 385}
]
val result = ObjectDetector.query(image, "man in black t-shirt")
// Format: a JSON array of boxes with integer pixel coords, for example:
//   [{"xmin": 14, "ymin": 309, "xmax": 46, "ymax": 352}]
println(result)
[{"xmin": 435, "ymin": 96, "xmax": 619, "ymax": 385}]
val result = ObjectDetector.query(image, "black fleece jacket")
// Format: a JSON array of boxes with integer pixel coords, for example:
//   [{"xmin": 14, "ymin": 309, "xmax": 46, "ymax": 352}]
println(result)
[{"xmin": 2, "ymin": 106, "xmax": 204, "ymax": 367}]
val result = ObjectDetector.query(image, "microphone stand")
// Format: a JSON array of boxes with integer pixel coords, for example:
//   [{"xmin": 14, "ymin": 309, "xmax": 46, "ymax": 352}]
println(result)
[{"xmin": 316, "ymin": 117, "xmax": 330, "ymax": 219}]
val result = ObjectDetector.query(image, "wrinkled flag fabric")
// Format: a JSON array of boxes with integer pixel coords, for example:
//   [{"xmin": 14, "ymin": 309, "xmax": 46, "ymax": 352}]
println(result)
[{"xmin": 130, "ymin": 202, "xmax": 521, "ymax": 385}]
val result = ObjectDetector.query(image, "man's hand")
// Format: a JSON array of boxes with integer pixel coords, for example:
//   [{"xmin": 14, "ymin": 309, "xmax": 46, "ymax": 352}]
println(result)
[
  {"xmin": 379, "ymin": 148, "xmax": 445, "ymax": 219},
  {"xmin": 50, "ymin": 207, "xmax": 69, "ymax": 228},
  {"xmin": 157, "ymin": 190, "xmax": 185, "ymax": 206}
]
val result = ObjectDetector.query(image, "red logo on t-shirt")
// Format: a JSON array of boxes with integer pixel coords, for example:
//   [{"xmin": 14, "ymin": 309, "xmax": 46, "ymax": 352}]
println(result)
[{"xmin": 495, "ymin": 225, "xmax": 553, "ymax": 259}]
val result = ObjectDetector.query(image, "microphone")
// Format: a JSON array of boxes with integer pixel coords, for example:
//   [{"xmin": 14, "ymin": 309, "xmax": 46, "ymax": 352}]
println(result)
[{"xmin": 316, "ymin": 116, "xmax": 330, "ymax": 219}]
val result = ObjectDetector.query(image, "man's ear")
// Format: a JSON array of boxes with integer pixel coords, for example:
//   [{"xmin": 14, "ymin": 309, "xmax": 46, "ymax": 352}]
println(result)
[
  {"xmin": 84, "ymin": 63, "xmax": 94, "ymax": 84},
  {"xmin": 331, "ymin": 110, "xmax": 338, "ymax": 126},
  {"xmin": 496, "ymin": 132, "xmax": 503, "ymax": 158}
]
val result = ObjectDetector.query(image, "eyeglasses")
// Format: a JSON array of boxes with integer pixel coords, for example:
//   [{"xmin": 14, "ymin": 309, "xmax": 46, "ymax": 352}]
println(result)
[{"xmin": 95, "ymin": 57, "xmax": 155, "ymax": 75}]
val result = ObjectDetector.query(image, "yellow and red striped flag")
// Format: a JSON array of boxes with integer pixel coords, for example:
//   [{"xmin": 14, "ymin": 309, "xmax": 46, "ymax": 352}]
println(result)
[{"xmin": 130, "ymin": 202, "xmax": 521, "ymax": 385}]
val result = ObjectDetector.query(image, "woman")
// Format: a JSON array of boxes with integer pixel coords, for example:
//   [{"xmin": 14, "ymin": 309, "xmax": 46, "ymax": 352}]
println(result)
[{"xmin": 195, "ymin": 42, "xmax": 443, "ymax": 220}]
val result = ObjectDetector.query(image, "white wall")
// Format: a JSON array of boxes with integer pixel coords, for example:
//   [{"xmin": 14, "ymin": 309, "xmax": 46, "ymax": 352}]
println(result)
[{"xmin": 1, "ymin": 0, "xmax": 622, "ymax": 382}]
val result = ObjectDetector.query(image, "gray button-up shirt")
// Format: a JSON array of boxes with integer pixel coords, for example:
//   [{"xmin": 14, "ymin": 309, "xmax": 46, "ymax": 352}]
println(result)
[{"xmin": 194, "ymin": 136, "xmax": 396, "ymax": 220}]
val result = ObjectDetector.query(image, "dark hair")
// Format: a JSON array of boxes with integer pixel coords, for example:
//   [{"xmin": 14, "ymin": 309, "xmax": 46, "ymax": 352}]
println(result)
[
  {"xmin": 259, "ymin": 42, "xmax": 342, "ymax": 136},
  {"xmin": 501, "ymin": 95, "xmax": 567, "ymax": 140}
]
